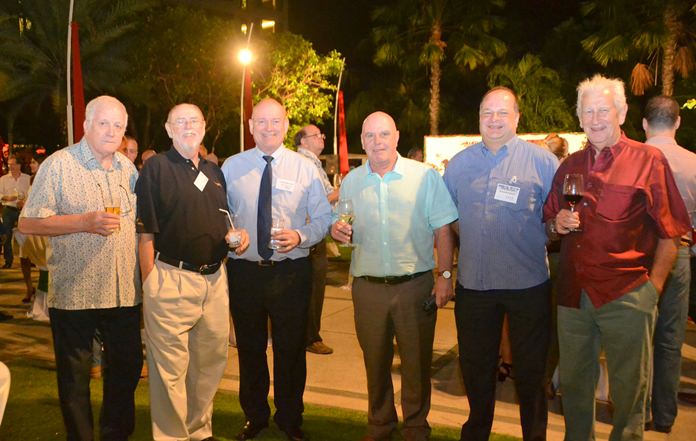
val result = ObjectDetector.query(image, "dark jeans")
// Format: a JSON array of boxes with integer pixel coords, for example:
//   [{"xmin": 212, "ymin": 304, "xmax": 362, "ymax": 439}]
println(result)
[
  {"xmin": 227, "ymin": 258, "xmax": 312, "ymax": 430},
  {"xmin": 455, "ymin": 281, "xmax": 551, "ymax": 441},
  {"xmin": 306, "ymin": 240, "xmax": 328, "ymax": 345},
  {"xmin": 49, "ymin": 306, "xmax": 143, "ymax": 441},
  {"xmin": 1, "ymin": 206, "xmax": 19, "ymax": 265}
]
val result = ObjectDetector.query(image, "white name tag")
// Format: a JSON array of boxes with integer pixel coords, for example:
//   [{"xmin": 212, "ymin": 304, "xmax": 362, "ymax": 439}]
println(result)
[
  {"xmin": 193, "ymin": 171, "xmax": 209, "ymax": 192},
  {"xmin": 494, "ymin": 183, "xmax": 520, "ymax": 204},
  {"xmin": 276, "ymin": 178, "xmax": 296, "ymax": 192}
]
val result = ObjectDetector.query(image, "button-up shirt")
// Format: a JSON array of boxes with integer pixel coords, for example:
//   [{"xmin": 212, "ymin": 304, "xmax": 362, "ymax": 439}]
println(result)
[
  {"xmin": 444, "ymin": 136, "xmax": 559, "ymax": 290},
  {"xmin": 0, "ymin": 172, "xmax": 31, "ymax": 208},
  {"xmin": 340, "ymin": 155, "xmax": 458, "ymax": 277},
  {"xmin": 297, "ymin": 147, "xmax": 334, "ymax": 196},
  {"xmin": 645, "ymin": 135, "xmax": 696, "ymax": 242},
  {"xmin": 221, "ymin": 145, "xmax": 332, "ymax": 262},
  {"xmin": 21, "ymin": 139, "xmax": 141, "ymax": 310},
  {"xmin": 543, "ymin": 134, "xmax": 690, "ymax": 308}
]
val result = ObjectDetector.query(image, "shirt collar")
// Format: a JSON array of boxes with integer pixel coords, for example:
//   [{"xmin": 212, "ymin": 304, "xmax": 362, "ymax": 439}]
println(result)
[
  {"xmin": 478, "ymin": 135, "xmax": 518, "ymax": 159},
  {"xmin": 297, "ymin": 147, "xmax": 319, "ymax": 160},
  {"xmin": 366, "ymin": 153, "xmax": 404, "ymax": 177},
  {"xmin": 253, "ymin": 145, "xmax": 286, "ymax": 163},
  {"xmin": 166, "ymin": 146, "xmax": 207, "ymax": 166},
  {"xmin": 586, "ymin": 131, "xmax": 629, "ymax": 161},
  {"xmin": 77, "ymin": 138, "xmax": 124, "ymax": 171}
]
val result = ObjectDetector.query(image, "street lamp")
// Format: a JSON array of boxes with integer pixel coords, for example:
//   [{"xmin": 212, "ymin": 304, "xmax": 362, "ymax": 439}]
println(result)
[
  {"xmin": 238, "ymin": 23, "xmax": 254, "ymax": 152},
  {"xmin": 238, "ymin": 48, "xmax": 252, "ymax": 66}
]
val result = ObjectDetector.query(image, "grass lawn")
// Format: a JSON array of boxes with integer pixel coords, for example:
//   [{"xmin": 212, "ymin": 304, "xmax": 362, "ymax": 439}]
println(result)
[{"xmin": 0, "ymin": 359, "xmax": 520, "ymax": 441}]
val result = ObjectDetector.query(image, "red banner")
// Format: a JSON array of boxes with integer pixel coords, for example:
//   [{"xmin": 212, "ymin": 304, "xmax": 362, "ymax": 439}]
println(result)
[
  {"xmin": 71, "ymin": 22, "xmax": 85, "ymax": 141},
  {"xmin": 242, "ymin": 68, "xmax": 254, "ymax": 150},
  {"xmin": 338, "ymin": 91, "xmax": 349, "ymax": 176}
]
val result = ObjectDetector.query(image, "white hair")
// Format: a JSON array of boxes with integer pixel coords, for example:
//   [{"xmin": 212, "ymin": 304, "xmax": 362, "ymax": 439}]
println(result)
[
  {"xmin": 576, "ymin": 74, "xmax": 627, "ymax": 119},
  {"xmin": 85, "ymin": 95, "xmax": 128, "ymax": 126}
]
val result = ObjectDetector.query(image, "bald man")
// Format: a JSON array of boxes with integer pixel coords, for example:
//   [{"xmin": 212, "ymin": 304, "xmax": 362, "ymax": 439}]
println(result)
[
  {"xmin": 331, "ymin": 111, "xmax": 457, "ymax": 441},
  {"xmin": 136, "ymin": 103, "xmax": 249, "ymax": 441},
  {"xmin": 19, "ymin": 95, "xmax": 143, "ymax": 441},
  {"xmin": 221, "ymin": 99, "xmax": 332, "ymax": 441}
]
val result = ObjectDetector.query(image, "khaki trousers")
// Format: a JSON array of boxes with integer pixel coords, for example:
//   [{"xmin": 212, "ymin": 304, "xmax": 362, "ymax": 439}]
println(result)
[
  {"xmin": 352, "ymin": 273, "xmax": 435, "ymax": 441},
  {"xmin": 143, "ymin": 260, "xmax": 230, "ymax": 441}
]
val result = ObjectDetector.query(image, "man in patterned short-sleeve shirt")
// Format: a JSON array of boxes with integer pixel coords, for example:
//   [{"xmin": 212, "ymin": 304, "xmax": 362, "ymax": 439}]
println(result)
[{"xmin": 19, "ymin": 95, "xmax": 143, "ymax": 441}]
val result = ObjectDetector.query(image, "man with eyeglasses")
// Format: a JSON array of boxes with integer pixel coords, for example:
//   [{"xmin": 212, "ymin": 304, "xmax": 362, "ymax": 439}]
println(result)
[
  {"xmin": 221, "ymin": 98, "xmax": 332, "ymax": 441},
  {"xmin": 19, "ymin": 95, "xmax": 143, "ymax": 441},
  {"xmin": 135, "ymin": 103, "xmax": 249, "ymax": 441},
  {"xmin": 443, "ymin": 86, "xmax": 559, "ymax": 441},
  {"xmin": 294, "ymin": 125, "xmax": 339, "ymax": 356}
]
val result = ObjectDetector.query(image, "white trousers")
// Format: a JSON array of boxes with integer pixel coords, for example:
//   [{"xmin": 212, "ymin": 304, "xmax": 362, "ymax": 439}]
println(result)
[
  {"xmin": 0, "ymin": 361, "xmax": 9, "ymax": 426},
  {"xmin": 143, "ymin": 260, "xmax": 230, "ymax": 441}
]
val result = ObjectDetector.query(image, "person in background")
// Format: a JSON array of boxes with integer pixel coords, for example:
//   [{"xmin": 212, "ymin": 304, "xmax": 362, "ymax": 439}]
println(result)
[
  {"xmin": 18, "ymin": 154, "xmax": 46, "ymax": 303},
  {"xmin": 118, "ymin": 135, "xmax": 138, "ymax": 164},
  {"xmin": 406, "ymin": 147, "xmax": 424, "ymax": 162},
  {"xmin": 0, "ymin": 155, "xmax": 31, "ymax": 268},
  {"xmin": 544, "ymin": 75, "xmax": 690, "ymax": 441},
  {"xmin": 642, "ymin": 95, "xmax": 696, "ymax": 433},
  {"xmin": 294, "ymin": 124, "xmax": 339, "ymax": 355}
]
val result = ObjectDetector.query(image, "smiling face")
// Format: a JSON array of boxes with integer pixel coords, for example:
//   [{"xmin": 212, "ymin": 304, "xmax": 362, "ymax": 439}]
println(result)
[
  {"xmin": 250, "ymin": 99, "xmax": 289, "ymax": 155},
  {"xmin": 479, "ymin": 89, "xmax": 520, "ymax": 152},
  {"xmin": 83, "ymin": 100, "xmax": 128, "ymax": 162},
  {"xmin": 579, "ymin": 88, "xmax": 626, "ymax": 151},
  {"xmin": 361, "ymin": 112, "xmax": 399, "ymax": 175},
  {"xmin": 165, "ymin": 104, "xmax": 206, "ymax": 159}
]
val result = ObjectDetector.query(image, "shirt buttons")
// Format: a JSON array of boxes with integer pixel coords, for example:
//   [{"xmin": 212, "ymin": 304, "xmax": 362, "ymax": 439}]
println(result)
[
  {"xmin": 583, "ymin": 202, "xmax": 588, "ymax": 206},
  {"xmin": 576, "ymin": 244, "xmax": 581, "ymax": 248}
]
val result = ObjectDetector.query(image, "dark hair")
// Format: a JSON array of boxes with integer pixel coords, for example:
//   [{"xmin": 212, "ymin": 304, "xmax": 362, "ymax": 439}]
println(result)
[
  {"xmin": 293, "ymin": 127, "xmax": 310, "ymax": 147},
  {"xmin": 644, "ymin": 95, "xmax": 679, "ymax": 129},
  {"xmin": 8, "ymin": 155, "xmax": 24, "ymax": 166}
]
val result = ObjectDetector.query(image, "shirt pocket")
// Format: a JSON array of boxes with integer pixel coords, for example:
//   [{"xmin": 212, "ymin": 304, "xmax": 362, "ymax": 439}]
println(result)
[{"xmin": 596, "ymin": 184, "xmax": 637, "ymax": 221}]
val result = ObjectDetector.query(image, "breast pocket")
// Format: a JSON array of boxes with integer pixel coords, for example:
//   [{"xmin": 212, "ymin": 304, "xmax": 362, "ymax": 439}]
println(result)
[{"xmin": 596, "ymin": 184, "xmax": 638, "ymax": 221}]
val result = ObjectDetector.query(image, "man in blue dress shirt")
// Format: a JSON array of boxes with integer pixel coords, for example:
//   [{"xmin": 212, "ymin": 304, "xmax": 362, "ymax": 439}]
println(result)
[
  {"xmin": 332, "ymin": 111, "xmax": 458, "ymax": 441},
  {"xmin": 221, "ymin": 98, "xmax": 332, "ymax": 441},
  {"xmin": 443, "ymin": 87, "xmax": 559, "ymax": 441}
]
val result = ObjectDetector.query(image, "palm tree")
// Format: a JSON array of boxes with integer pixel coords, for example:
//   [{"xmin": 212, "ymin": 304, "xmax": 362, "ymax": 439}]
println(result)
[
  {"xmin": 580, "ymin": 0, "xmax": 695, "ymax": 96},
  {"xmin": 371, "ymin": 0, "xmax": 507, "ymax": 135},
  {"xmin": 0, "ymin": 0, "xmax": 154, "ymax": 145}
]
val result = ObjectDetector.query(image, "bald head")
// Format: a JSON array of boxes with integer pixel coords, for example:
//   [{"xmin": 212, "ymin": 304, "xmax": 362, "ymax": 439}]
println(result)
[
  {"xmin": 250, "ymin": 98, "xmax": 289, "ymax": 154},
  {"xmin": 361, "ymin": 111, "xmax": 400, "ymax": 175}
]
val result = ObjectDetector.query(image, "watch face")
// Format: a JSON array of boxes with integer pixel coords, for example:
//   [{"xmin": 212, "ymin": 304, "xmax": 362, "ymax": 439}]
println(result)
[{"xmin": 441, "ymin": 270, "xmax": 452, "ymax": 279}]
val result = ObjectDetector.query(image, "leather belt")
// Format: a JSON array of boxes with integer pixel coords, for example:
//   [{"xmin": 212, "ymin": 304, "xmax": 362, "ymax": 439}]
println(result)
[
  {"xmin": 358, "ymin": 270, "xmax": 430, "ymax": 285},
  {"xmin": 156, "ymin": 252, "xmax": 222, "ymax": 275}
]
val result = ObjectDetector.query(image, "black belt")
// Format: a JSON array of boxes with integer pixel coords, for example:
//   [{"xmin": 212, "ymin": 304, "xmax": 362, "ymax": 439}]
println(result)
[
  {"xmin": 156, "ymin": 252, "xmax": 222, "ymax": 275},
  {"xmin": 2, "ymin": 206, "xmax": 19, "ymax": 211},
  {"xmin": 358, "ymin": 270, "xmax": 430, "ymax": 285}
]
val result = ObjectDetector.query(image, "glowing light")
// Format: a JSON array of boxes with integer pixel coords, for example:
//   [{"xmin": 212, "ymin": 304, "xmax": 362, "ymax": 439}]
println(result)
[{"xmin": 238, "ymin": 48, "xmax": 252, "ymax": 65}]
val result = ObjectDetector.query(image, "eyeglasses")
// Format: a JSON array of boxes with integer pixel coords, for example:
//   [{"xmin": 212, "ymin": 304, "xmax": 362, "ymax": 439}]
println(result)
[
  {"xmin": 169, "ymin": 118, "xmax": 204, "ymax": 128},
  {"xmin": 96, "ymin": 183, "xmax": 133, "ymax": 215},
  {"xmin": 304, "ymin": 133, "xmax": 325, "ymax": 140}
]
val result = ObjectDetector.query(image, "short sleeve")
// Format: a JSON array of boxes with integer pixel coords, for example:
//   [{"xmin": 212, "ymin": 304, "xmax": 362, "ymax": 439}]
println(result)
[
  {"xmin": 20, "ymin": 155, "xmax": 60, "ymax": 219},
  {"xmin": 426, "ymin": 168, "xmax": 458, "ymax": 230}
]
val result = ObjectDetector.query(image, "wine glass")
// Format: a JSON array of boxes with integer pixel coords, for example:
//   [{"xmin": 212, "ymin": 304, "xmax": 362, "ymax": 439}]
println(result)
[
  {"xmin": 563, "ymin": 173, "xmax": 584, "ymax": 232},
  {"xmin": 336, "ymin": 199, "xmax": 355, "ymax": 247}
]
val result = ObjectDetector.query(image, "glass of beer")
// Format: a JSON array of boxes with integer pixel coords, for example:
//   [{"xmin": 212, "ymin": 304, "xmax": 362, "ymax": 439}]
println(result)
[{"xmin": 104, "ymin": 191, "xmax": 121, "ymax": 231}]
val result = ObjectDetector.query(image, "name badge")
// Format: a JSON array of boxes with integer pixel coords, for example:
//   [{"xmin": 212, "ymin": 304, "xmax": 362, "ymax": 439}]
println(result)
[
  {"xmin": 194, "ymin": 171, "xmax": 209, "ymax": 192},
  {"xmin": 276, "ymin": 178, "xmax": 296, "ymax": 192},
  {"xmin": 494, "ymin": 183, "xmax": 520, "ymax": 204}
]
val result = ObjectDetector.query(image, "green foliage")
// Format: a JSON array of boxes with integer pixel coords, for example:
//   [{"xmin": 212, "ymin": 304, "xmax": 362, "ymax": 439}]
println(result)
[
  {"xmin": 488, "ymin": 54, "xmax": 576, "ymax": 132},
  {"xmin": 683, "ymin": 98, "xmax": 696, "ymax": 109},
  {"xmin": 252, "ymin": 32, "xmax": 343, "ymax": 140}
]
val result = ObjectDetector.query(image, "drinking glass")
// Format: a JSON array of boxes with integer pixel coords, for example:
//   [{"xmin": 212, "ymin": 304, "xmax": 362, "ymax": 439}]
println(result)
[
  {"xmin": 336, "ymin": 199, "xmax": 355, "ymax": 247},
  {"xmin": 563, "ymin": 173, "xmax": 584, "ymax": 232},
  {"xmin": 269, "ymin": 218, "xmax": 284, "ymax": 250}
]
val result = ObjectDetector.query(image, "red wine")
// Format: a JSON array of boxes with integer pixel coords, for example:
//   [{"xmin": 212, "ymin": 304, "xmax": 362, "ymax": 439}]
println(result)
[{"xmin": 564, "ymin": 193, "xmax": 583, "ymax": 206}]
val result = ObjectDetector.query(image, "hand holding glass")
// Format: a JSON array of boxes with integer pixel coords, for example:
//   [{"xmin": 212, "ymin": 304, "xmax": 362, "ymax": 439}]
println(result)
[
  {"xmin": 562, "ymin": 174, "xmax": 584, "ymax": 232},
  {"xmin": 336, "ymin": 199, "xmax": 355, "ymax": 247},
  {"xmin": 219, "ymin": 208, "xmax": 242, "ymax": 249},
  {"xmin": 269, "ymin": 218, "xmax": 284, "ymax": 250},
  {"xmin": 104, "ymin": 192, "xmax": 121, "ymax": 232}
]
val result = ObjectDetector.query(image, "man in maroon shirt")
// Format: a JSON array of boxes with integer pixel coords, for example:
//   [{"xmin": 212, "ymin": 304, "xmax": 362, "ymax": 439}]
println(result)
[{"xmin": 543, "ymin": 74, "xmax": 690, "ymax": 441}]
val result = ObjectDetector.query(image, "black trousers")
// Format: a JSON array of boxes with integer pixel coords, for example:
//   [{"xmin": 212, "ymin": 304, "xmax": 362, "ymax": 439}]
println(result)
[
  {"xmin": 455, "ymin": 281, "xmax": 550, "ymax": 441},
  {"xmin": 227, "ymin": 258, "xmax": 312, "ymax": 430},
  {"xmin": 306, "ymin": 240, "xmax": 328, "ymax": 345},
  {"xmin": 49, "ymin": 306, "xmax": 143, "ymax": 441}
]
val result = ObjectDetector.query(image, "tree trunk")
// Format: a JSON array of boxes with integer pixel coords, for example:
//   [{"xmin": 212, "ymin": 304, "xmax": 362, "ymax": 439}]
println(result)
[
  {"xmin": 429, "ymin": 20, "xmax": 444, "ymax": 136},
  {"xmin": 661, "ymin": 2, "xmax": 678, "ymax": 96}
]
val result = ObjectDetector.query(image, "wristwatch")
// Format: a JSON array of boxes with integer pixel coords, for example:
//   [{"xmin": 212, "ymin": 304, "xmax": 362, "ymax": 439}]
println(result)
[
  {"xmin": 549, "ymin": 218, "xmax": 558, "ymax": 235},
  {"xmin": 438, "ymin": 270, "xmax": 452, "ymax": 279}
]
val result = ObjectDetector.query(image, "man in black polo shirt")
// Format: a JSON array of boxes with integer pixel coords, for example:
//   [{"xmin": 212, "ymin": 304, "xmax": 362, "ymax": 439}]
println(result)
[{"xmin": 136, "ymin": 103, "xmax": 249, "ymax": 441}]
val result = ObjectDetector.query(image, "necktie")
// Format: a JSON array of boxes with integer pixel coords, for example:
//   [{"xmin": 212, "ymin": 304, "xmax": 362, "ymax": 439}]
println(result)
[
  {"xmin": 257, "ymin": 155, "xmax": 273, "ymax": 260},
  {"xmin": 592, "ymin": 147, "xmax": 613, "ymax": 172}
]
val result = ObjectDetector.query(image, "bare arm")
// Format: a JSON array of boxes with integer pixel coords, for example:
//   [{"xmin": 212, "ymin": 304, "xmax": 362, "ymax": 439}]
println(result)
[
  {"xmin": 138, "ymin": 233, "xmax": 156, "ymax": 282},
  {"xmin": 18, "ymin": 212, "xmax": 120, "ymax": 237},
  {"xmin": 649, "ymin": 237, "xmax": 679, "ymax": 294},
  {"xmin": 433, "ymin": 222, "xmax": 455, "ymax": 308}
]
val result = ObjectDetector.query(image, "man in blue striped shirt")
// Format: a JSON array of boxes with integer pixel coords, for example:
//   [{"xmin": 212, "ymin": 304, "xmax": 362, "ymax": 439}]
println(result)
[{"xmin": 443, "ymin": 86, "xmax": 559, "ymax": 441}]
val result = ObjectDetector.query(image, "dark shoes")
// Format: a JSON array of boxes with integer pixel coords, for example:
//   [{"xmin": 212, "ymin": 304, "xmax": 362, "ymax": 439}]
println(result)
[
  {"xmin": 645, "ymin": 421, "xmax": 672, "ymax": 433},
  {"xmin": 236, "ymin": 421, "xmax": 268, "ymax": 440},
  {"xmin": 306, "ymin": 341, "xmax": 333, "ymax": 355},
  {"xmin": 678, "ymin": 391, "xmax": 696, "ymax": 405},
  {"xmin": 281, "ymin": 426, "xmax": 309, "ymax": 441},
  {"xmin": 0, "ymin": 311, "xmax": 12, "ymax": 321},
  {"xmin": 2, "ymin": 263, "xmax": 12, "ymax": 269}
]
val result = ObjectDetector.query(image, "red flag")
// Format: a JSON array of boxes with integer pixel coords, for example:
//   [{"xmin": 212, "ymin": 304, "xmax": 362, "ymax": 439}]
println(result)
[
  {"xmin": 71, "ymin": 22, "xmax": 85, "ymax": 141},
  {"xmin": 242, "ymin": 68, "xmax": 254, "ymax": 150},
  {"xmin": 338, "ymin": 91, "xmax": 349, "ymax": 176}
]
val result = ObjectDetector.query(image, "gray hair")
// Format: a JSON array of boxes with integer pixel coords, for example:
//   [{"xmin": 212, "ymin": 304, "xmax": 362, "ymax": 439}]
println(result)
[
  {"xmin": 576, "ymin": 74, "xmax": 626, "ymax": 119},
  {"xmin": 85, "ymin": 95, "xmax": 128, "ymax": 126}
]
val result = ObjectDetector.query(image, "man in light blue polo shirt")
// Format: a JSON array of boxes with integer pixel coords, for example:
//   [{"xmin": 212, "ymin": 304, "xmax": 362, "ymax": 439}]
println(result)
[
  {"xmin": 443, "ymin": 86, "xmax": 558, "ymax": 441},
  {"xmin": 331, "ymin": 111, "xmax": 458, "ymax": 441}
]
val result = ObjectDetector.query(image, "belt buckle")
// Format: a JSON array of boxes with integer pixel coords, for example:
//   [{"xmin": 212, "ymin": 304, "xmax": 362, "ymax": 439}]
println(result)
[
  {"xmin": 258, "ymin": 260, "xmax": 275, "ymax": 267},
  {"xmin": 199, "ymin": 262, "xmax": 218, "ymax": 275}
]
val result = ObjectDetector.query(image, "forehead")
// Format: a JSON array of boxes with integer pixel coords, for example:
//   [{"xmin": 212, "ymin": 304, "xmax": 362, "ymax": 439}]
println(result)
[
  {"xmin": 481, "ymin": 90, "xmax": 516, "ymax": 109},
  {"xmin": 92, "ymin": 103, "xmax": 127, "ymax": 122},
  {"xmin": 581, "ymin": 88, "xmax": 615, "ymax": 107},
  {"xmin": 252, "ymin": 102, "xmax": 285, "ymax": 120},
  {"xmin": 305, "ymin": 125, "xmax": 321, "ymax": 134},
  {"xmin": 170, "ymin": 105, "xmax": 203, "ymax": 120},
  {"xmin": 362, "ymin": 115, "xmax": 395, "ymax": 133}
]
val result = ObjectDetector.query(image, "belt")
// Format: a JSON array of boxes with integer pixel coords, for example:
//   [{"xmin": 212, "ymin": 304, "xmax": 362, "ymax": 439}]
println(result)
[
  {"xmin": 358, "ymin": 270, "xmax": 430, "ymax": 285},
  {"xmin": 156, "ymin": 252, "xmax": 222, "ymax": 275},
  {"xmin": 2, "ymin": 206, "xmax": 19, "ymax": 211}
]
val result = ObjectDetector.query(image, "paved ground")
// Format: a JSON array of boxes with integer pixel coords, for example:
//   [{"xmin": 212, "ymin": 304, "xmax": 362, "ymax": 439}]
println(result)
[{"xmin": 1, "ymin": 259, "xmax": 696, "ymax": 440}]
